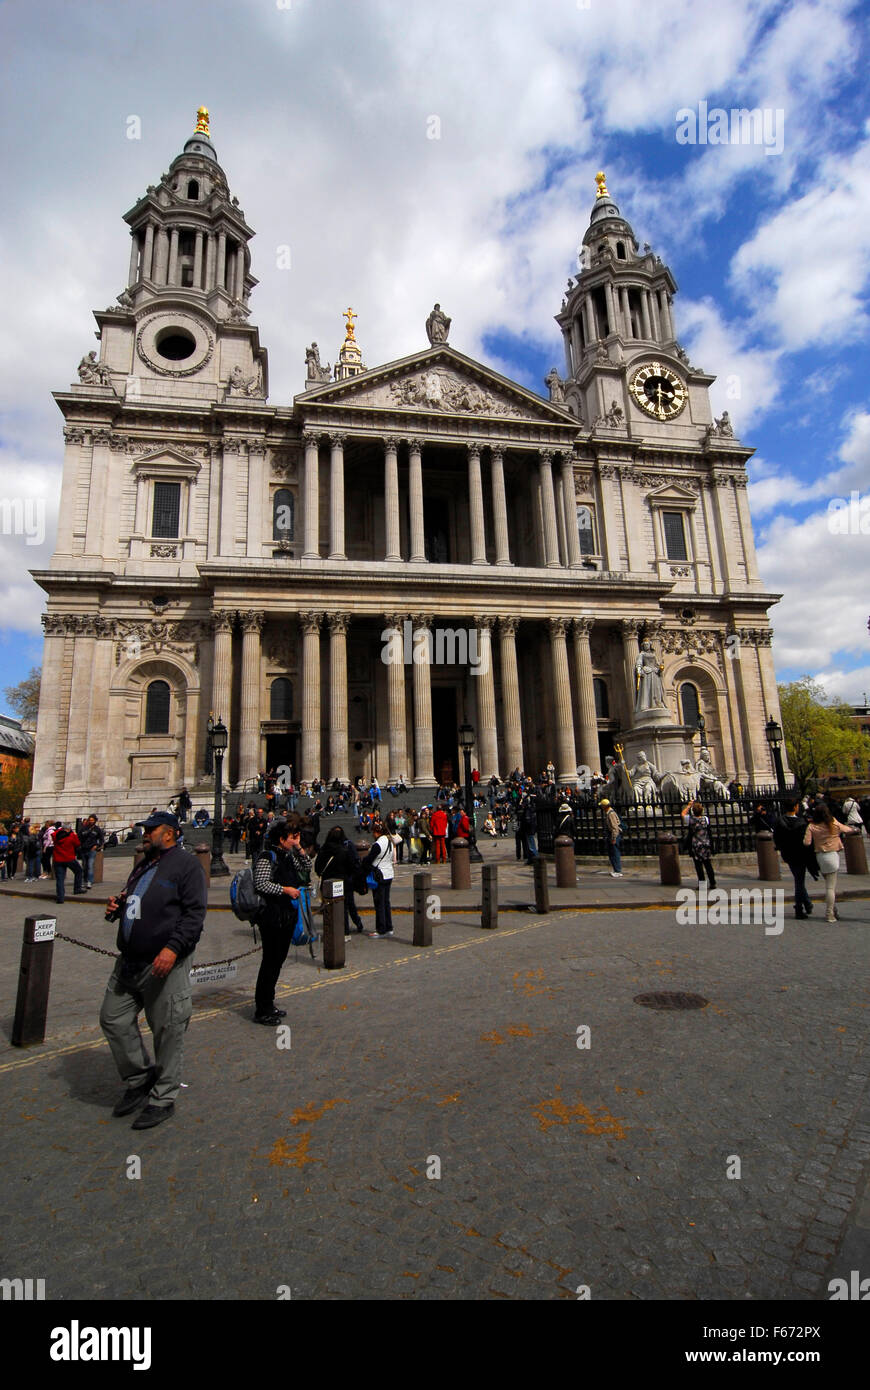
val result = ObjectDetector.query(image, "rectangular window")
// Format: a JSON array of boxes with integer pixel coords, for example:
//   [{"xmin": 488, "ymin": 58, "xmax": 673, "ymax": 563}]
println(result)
[
  {"xmin": 662, "ymin": 510, "xmax": 688, "ymax": 561},
  {"xmin": 152, "ymin": 482, "xmax": 181, "ymax": 538},
  {"xmin": 577, "ymin": 505, "xmax": 596, "ymax": 556}
]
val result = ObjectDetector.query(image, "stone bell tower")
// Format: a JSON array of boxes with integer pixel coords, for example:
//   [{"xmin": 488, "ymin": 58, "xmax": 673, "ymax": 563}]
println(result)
[{"xmin": 553, "ymin": 172, "xmax": 719, "ymax": 445}]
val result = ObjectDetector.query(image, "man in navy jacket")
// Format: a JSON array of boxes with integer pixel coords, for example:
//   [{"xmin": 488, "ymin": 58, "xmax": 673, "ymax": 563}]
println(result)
[{"xmin": 99, "ymin": 812, "xmax": 206, "ymax": 1129}]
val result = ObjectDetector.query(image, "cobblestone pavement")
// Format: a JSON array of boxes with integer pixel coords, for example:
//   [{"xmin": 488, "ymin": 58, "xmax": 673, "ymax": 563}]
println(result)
[{"xmin": 1, "ymin": 865, "xmax": 868, "ymax": 1301}]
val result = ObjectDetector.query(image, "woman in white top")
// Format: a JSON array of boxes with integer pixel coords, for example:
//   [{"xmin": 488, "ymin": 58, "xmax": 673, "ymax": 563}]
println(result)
[{"xmin": 362, "ymin": 829, "xmax": 398, "ymax": 937}]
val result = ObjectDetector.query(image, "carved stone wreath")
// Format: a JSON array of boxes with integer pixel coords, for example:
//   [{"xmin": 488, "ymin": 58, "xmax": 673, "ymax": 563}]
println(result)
[{"xmin": 136, "ymin": 314, "xmax": 215, "ymax": 378}]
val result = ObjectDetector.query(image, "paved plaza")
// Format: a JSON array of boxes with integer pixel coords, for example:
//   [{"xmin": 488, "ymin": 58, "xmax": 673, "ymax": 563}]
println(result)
[{"xmin": 1, "ymin": 845, "xmax": 869, "ymax": 1301}]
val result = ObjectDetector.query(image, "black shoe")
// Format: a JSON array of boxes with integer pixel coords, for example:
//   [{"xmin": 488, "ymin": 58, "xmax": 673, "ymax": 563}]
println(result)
[
  {"xmin": 254, "ymin": 1010, "xmax": 283, "ymax": 1025},
  {"xmin": 131, "ymin": 1102, "xmax": 174, "ymax": 1130},
  {"xmin": 794, "ymin": 910, "xmax": 806, "ymax": 919},
  {"xmin": 272, "ymin": 1008, "xmax": 287, "ymax": 1018},
  {"xmin": 805, "ymin": 902, "xmax": 814, "ymax": 914},
  {"xmin": 113, "ymin": 1065, "xmax": 159, "ymax": 1117}
]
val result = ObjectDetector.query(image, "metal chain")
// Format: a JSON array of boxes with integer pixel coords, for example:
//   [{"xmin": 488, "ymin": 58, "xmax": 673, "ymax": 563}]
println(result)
[{"xmin": 55, "ymin": 934, "xmax": 261, "ymax": 968}]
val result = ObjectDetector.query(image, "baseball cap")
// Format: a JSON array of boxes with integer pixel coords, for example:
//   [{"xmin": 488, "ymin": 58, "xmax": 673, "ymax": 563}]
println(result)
[{"xmin": 137, "ymin": 812, "xmax": 181, "ymax": 832}]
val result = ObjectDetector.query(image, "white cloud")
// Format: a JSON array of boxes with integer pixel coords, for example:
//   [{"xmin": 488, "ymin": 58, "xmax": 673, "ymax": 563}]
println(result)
[{"xmin": 677, "ymin": 298, "xmax": 782, "ymax": 429}]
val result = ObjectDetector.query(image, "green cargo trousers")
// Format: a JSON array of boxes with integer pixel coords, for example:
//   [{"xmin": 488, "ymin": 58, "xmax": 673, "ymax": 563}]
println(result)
[{"xmin": 99, "ymin": 955, "xmax": 193, "ymax": 1107}]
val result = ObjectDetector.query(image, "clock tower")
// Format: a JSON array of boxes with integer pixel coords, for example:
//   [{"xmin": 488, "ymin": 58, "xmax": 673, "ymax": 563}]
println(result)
[{"xmin": 554, "ymin": 172, "xmax": 718, "ymax": 442}]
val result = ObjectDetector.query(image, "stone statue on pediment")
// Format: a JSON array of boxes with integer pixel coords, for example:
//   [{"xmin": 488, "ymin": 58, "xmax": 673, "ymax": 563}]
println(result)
[
  {"xmin": 545, "ymin": 368, "xmax": 565, "ymax": 404},
  {"xmin": 425, "ymin": 303, "xmax": 451, "ymax": 345}
]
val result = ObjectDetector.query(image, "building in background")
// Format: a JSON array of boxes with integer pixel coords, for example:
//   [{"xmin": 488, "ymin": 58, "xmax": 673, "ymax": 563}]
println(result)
[{"xmin": 27, "ymin": 113, "xmax": 785, "ymax": 822}]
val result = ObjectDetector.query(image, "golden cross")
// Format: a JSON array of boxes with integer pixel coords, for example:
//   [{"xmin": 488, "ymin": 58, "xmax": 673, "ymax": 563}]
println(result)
[
  {"xmin": 344, "ymin": 307, "xmax": 357, "ymax": 340},
  {"xmin": 595, "ymin": 170, "xmax": 608, "ymax": 198}
]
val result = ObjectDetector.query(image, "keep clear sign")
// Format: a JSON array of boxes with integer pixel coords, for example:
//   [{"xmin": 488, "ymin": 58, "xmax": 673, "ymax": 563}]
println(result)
[
  {"xmin": 190, "ymin": 962, "xmax": 238, "ymax": 985},
  {"xmin": 33, "ymin": 919, "xmax": 56, "ymax": 942}
]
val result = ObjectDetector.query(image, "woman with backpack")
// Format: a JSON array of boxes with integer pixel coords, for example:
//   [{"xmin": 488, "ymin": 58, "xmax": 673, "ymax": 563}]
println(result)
[
  {"xmin": 681, "ymin": 800, "xmax": 717, "ymax": 888},
  {"xmin": 361, "ymin": 825, "xmax": 398, "ymax": 937},
  {"xmin": 250, "ymin": 814, "xmax": 308, "ymax": 1025},
  {"xmin": 803, "ymin": 803, "xmax": 852, "ymax": 923}
]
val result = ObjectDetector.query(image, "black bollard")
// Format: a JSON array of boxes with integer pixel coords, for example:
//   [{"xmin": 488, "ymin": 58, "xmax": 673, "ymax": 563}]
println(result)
[
  {"xmin": 12, "ymin": 915, "xmax": 56, "ymax": 1047},
  {"xmin": 450, "ymin": 839, "xmax": 471, "ymax": 889},
  {"xmin": 321, "ymin": 879, "xmax": 346, "ymax": 969},
  {"xmin": 482, "ymin": 863, "xmax": 498, "ymax": 929},
  {"xmin": 657, "ymin": 832, "xmax": 681, "ymax": 886},
  {"xmin": 755, "ymin": 831, "xmax": 781, "ymax": 882},
  {"xmin": 554, "ymin": 835, "xmax": 577, "ymax": 888},
  {"xmin": 533, "ymin": 857, "xmax": 550, "ymax": 913},
  {"xmin": 413, "ymin": 871, "xmax": 432, "ymax": 946}
]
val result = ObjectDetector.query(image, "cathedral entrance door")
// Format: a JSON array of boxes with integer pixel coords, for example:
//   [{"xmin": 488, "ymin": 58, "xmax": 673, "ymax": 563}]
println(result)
[
  {"xmin": 431, "ymin": 686, "xmax": 458, "ymax": 785},
  {"xmin": 265, "ymin": 732, "xmax": 298, "ymax": 783}
]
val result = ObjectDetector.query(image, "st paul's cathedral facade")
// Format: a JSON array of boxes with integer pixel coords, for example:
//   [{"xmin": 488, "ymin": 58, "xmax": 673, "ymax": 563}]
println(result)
[{"xmin": 27, "ymin": 110, "xmax": 784, "ymax": 822}]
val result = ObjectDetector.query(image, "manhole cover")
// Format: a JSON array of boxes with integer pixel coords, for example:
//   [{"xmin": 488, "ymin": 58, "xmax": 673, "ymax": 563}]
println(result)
[{"xmin": 633, "ymin": 991, "xmax": 709, "ymax": 1011}]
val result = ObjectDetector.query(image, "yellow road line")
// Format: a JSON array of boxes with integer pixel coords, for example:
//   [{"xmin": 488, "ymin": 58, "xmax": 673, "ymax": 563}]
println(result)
[{"xmin": 0, "ymin": 911, "xmax": 574, "ymax": 1073}]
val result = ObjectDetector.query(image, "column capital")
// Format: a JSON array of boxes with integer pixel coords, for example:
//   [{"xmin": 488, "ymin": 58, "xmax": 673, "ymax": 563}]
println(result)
[
  {"xmin": 213, "ymin": 610, "xmax": 237, "ymax": 633},
  {"xmin": 302, "ymin": 430, "xmax": 321, "ymax": 449},
  {"xmin": 573, "ymin": 617, "xmax": 595, "ymax": 638},
  {"xmin": 329, "ymin": 431, "xmax": 347, "ymax": 449},
  {"xmin": 476, "ymin": 615, "xmax": 495, "ymax": 631},
  {"xmin": 538, "ymin": 448, "xmax": 554, "ymax": 466},
  {"xmin": 384, "ymin": 612, "xmax": 407, "ymax": 630},
  {"xmin": 497, "ymin": 615, "xmax": 519, "ymax": 637},
  {"xmin": 327, "ymin": 612, "xmax": 350, "ymax": 635},
  {"xmin": 621, "ymin": 618, "xmax": 642, "ymax": 638},
  {"xmin": 239, "ymin": 611, "xmax": 266, "ymax": 633},
  {"xmin": 404, "ymin": 437, "xmax": 423, "ymax": 453},
  {"xmin": 548, "ymin": 616, "xmax": 569, "ymax": 639},
  {"xmin": 467, "ymin": 442, "xmax": 482, "ymax": 461},
  {"xmin": 490, "ymin": 446, "xmax": 505, "ymax": 464},
  {"xmin": 410, "ymin": 612, "xmax": 434, "ymax": 630},
  {"xmin": 299, "ymin": 610, "xmax": 323, "ymax": 634},
  {"xmin": 383, "ymin": 434, "xmax": 400, "ymax": 452}
]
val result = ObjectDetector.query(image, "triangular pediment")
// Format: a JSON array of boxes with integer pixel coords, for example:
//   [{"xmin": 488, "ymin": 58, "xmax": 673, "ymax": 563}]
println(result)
[
  {"xmin": 646, "ymin": 481, "xmax": 698, "ymax": 504},
  {"xmin": 131, "ymin": 446, "xmax": 202, "ymax": 476},
  {"xmin": 295, "ymin": 345, "xmax": 577, "ymax": 426}
]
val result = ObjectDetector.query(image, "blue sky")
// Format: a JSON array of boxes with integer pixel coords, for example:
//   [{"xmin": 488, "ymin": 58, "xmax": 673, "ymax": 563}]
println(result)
[{"xmin": 1, "ymin": 0, "xmax": 868, "ymax": 716}]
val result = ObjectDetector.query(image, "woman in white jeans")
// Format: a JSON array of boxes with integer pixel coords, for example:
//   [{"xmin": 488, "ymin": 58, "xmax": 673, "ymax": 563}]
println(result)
[{"xmin": 803, "ymin": 804, "xmax": 851, "ymax": 922}]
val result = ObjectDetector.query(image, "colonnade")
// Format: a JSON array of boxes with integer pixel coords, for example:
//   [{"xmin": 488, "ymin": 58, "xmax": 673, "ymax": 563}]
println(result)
[{"xmin": 128, "ymin": 222, "xmax": 246, "ymax": 297}]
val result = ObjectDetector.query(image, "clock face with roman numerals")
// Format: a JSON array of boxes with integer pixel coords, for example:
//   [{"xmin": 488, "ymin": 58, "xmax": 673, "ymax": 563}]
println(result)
[{"xmin": 629, "ymin": 362, "xmax": 687, "ymax": 421}]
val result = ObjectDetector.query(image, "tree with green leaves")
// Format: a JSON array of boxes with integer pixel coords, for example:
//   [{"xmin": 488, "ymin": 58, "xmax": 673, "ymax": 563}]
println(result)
[
  {"xmin": 0, "ymin": 760, "xmax": 33, "ymax": 821},
  {"xmin": 4, "ymin": 666, "xmax": 41, "ymax": 724},
  {"xmin": 778, "ymin": 677, "xmax": 870, "ymax": 793}
]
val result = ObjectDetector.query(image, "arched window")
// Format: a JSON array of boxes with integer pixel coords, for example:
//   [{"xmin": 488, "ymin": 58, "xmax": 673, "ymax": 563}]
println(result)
[
  {"xmin": 187, "ymin": 179, "xmax": 199, "ymax": 200},
  {"xmin": 616, "ymin": 241, "xmax": 626, "ymax": 260},
  {"xmin": 577, "ymin": 505, "xmax": 595, "ymax": 556},
  {"xmin": 145, "ymin": 680, "xmax": 170, "ymax": 735},
  {"xmin": 270, "ymin": 678, "xmax": 293, "ymax": 721},
  {"xmin": 680, "ymin": 682, "xmax": 700, "ymax": 729},
  {"xmin": 593, "ymin": 678, "xmax": 609, "ymax": 719},
  {"xmin": 273, "ymin": 489, "xmax": 294, "ymax": 541}
]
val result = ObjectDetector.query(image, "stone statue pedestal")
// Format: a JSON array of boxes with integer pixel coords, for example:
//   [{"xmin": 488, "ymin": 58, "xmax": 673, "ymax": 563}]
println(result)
[{"xmin": 621, "ymin": 723, "xmax": 697, "ymax": 778}]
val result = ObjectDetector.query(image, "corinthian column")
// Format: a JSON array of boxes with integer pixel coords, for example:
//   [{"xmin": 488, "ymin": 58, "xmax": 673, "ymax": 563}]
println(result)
[
  {"xmin": 621, "ymin": 618, "xmax": 641, "ymax": 723},
  {"xmin": 573, "ymin": 618, "xmax": 599, "ymax": 773},
  {"xmin": 549, "ymin": 616, "xmax": 577, "ymax": 783},
  {"xmin": 539, "ymin": 450, "xmax": 561, "ymax": 568},
  {"xmin": 561, "ymin": 454, "xmax": 583, "ymax": 568},
  {"xmin": 475, "ymin": 618, "xmax": 499, "ymax": 779},
  {"xmin": 490, "ymin": 448, "xmax": 511, "ymax": 565},
  {"xmin": 302, "ymin": 431, "xmax": 320, "ymax": 559},
  {"xmin": 467, "ymin": 445, "xmax": 487, "ymax": 564},
  {"xmin": 329, "ymin": 432, "xmax": 346, "ymax": 559},
  {"xmin": 411, "ymin": 614, "xmax": 434, "ymax": 784},
  {"xmin": 498, "ymin": 616, "xmax": 524, "ymax": 775},
  {"xmin": 385, "ymin": 612, "xmax": 408, "ymax": 781},
  {"xmin": 328, "ymin": 612, "xmax": 349, "ymax": 782},
  {"xmin": 212, "ymin": 610, "xmax": 235, "ymax": 746},
  {"xmin": 384, "ymin": 435, "xmax": 401, "ymax": 561},
  {"xmin": 239, "ymin": 611, "xmax": 265, "ymax": 786},
  {"xmin": 300, "ymin": 611, "xmax": 322, "ymax": 780},
  {"xmin": 407, "ymin": 438, "xmax": 426, "ymax": 562}
]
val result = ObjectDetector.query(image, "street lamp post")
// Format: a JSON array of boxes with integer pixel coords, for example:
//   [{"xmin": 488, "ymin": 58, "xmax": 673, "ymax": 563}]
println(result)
[
  {"xmin": 457, "ymin": 721, "xmax": 483, "ymax": 862},
  {"xmin": 209, "ymin": 716, "xmax": 230, "ymax": 876},
  {"xmin": 765, "ymin": 716, "xmax": 786, "ymax": 793}
]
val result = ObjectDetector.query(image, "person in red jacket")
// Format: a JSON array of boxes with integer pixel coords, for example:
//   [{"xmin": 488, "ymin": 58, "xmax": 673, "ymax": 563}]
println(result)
[
  {"xmin": 52, "ymin": 823, "xmax": 84, "ymax": 903},
  {"xmin": 430, "ymin": 806, "xmax": 448, "ymax": 862}
]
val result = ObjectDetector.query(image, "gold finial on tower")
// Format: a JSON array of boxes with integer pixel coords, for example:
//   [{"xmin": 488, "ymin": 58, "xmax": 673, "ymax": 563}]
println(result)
[
  {"xmin": 195, "ymin": 106, "xmax": 210, "ymax": 136},
  {"xmin": 343, "ymin": 307, "xmax": 358, "ymax": 342},
  {"xmin": 595, "ymin": 170, "xmax": 609, "ymax": 198}
]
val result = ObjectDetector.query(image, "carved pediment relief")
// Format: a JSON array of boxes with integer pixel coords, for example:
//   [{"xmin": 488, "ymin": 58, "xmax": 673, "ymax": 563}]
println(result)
[{"xmin": 130, "ymin": 445, "xmax": 201, "ymax": 477}]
